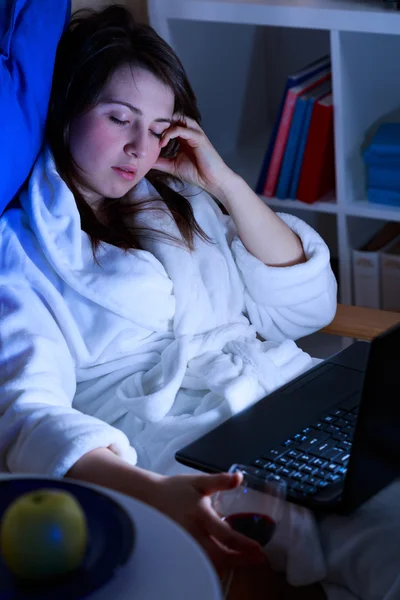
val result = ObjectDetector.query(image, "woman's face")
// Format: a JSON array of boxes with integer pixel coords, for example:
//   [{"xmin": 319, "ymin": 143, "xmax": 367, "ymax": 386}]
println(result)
[{"xmin": 69, "ymin": 64, "xmax": 175, "ymax": 207}]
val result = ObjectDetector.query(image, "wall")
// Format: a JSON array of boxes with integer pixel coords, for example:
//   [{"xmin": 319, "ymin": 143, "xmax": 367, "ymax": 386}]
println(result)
[{"xmin": 71, "ymin": 0, "xmax": 147, "ymax": 21}]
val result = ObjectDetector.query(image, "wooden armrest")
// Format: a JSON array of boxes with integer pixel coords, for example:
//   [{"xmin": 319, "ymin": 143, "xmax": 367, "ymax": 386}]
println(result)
[{"xmin": 321, "ymin": 304, "xmax": 400, "ymax": 341}]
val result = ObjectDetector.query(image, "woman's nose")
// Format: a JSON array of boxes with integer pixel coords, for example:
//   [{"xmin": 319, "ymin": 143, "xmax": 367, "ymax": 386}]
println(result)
[{"xmin": 125, "ymin": 132, "xmax": 148, "ymax": 159}]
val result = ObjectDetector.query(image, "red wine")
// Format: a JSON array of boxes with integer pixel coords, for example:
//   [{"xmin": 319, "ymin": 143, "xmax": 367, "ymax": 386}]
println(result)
[{"xmin": 224, "ymin": 512, "xmax": 276, "ymax": 546}]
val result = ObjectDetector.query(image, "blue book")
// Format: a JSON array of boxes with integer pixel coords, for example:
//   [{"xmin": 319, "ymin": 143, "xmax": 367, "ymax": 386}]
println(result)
[
  {"xmin": 255, "ymin": 54, "xmax": 331, "ymax": 194},
  {"xmin": 368, "ymin": 187, "xmax": 400, "ymax": 206},
  {"xmin": 289, "ymin": 83, "xmax": 332, "ymax": 199},
  {"xmin": 367, "ymin": 165, "xmax": 400, "ymax": 191},
  {"xmin": 275, "ymin": 95, "xmax": 310, "ymax": 199},
  {"xmin": 363, "ymin": 123, "xmax": 400, "ymax": 169}
]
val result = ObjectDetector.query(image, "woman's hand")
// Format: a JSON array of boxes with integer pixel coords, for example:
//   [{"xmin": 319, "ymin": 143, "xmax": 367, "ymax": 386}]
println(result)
[
  {"xmin": 154, "ymin": 116, "xmax": 234, "ymax": 197},
  {"xmin": 66, "ymin": 448, "xmax": 265, "ymax": 569},
  {"xmin": 152, "ymin": 471, "xmax": 266, "ymax": 569}
]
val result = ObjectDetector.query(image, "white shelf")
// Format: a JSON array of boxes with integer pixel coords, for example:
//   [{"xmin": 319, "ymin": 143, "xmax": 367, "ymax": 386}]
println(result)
[
  {"xmin": 149, "ymin": 0, "xmax": 400, "ymax": 307},
  {"xmin": 261, "ymin": 193, "xmax": 338, "ymax": 214},
  {"xmin": 346, "ymin": 200, "xmax": 400, "ymax": 222},
  {"xmin": 152, "ymin": 0, "xmax": 400, "ymax": 35}
]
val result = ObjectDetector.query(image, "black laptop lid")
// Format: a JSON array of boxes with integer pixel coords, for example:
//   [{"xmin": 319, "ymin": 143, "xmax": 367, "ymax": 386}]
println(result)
[{"xmin": 343, "ymin": 323, "xmax": 400, "ymax": 511}]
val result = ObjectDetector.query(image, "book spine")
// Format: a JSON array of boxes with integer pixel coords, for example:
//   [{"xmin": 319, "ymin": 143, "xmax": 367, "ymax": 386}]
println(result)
[
  {"xmin": 297, "ymin": 102, "xmax": 333, "ymax": 203},
  {"xmin": 263, "ymin": 91, "xmax": 298, "ymax": 198},
  {"xmin": 289, "ymin": 101, "xmax": 314, "ymax": 199},
  {"xmin": 276, "ymin": 99, "xmax": 307, "ymax": 199}
]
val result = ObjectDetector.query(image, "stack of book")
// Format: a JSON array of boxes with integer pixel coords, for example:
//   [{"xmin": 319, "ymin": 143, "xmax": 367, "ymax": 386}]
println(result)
[
  {"xmin": 363, "ymin": 122, "xmax": 400, "ymax": 207},
  {"xmin": 353, "ymin": 222, "xmax": 400, "ymax": 311},
  {"xmin": 256, "ymin": 55, "xmax": 335, "ymax": 204}
]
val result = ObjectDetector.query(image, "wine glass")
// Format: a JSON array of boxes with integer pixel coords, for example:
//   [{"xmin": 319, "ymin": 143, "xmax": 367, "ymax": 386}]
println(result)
[{"xmin": 212, "ymin": 464, "xmax": 287, "ymax": 597}]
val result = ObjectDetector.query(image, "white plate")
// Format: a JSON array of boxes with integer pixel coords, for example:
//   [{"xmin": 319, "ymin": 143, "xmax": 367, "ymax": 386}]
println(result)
[{"xmin": 0, "ymin": 475, "xmax": 222, "ymax": 600}]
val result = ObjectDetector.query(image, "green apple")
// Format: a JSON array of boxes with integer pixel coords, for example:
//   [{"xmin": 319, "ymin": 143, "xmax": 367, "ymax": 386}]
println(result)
[{"xmin": 0, "ymin": 488, "xmax": 88, "ymax": 581}]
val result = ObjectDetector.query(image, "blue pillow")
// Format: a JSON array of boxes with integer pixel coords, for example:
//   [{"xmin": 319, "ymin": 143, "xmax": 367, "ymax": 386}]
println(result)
[{"xmin": 0, "ymin": 0, "xmax": 71, "ymax": 214}]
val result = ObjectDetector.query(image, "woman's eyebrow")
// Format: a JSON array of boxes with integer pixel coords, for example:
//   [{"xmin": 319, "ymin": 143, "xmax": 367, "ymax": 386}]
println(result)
[{"xmin": 102, "ymin": 98, "xmax": 172, "ymax": 123}]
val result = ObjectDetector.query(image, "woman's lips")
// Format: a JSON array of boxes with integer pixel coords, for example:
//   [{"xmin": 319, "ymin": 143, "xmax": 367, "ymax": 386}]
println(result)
[{"xmin": 112, "ymin": 166, "xmax": 137, "ymax": 181}]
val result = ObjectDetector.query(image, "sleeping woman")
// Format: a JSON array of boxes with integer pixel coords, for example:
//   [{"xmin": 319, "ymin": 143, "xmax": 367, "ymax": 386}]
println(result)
[{"xmin": 0, "ymin": 5, "xmax": 337, "ymax": 570}]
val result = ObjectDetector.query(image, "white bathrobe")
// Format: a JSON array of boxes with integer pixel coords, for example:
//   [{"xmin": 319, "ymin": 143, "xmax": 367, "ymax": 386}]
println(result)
[
  {"xmin": 0, "ymin": 146, "xmax": 337, "ymax": 477},
  {"xmin": 2, "ymin": 148, "xmax": 399, "ymax": 600}
]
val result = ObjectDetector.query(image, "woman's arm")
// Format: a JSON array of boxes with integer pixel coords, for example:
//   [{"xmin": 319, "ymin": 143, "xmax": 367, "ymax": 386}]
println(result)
[
  {"xmin": 155, "ymin": 116, "xmax": 305, "ymax": 267},
  {"xmin": 66, "ymin": 447, "xmax": 266, "ymax": 569},
  {"xmin": 213, "ymin": 172, "xmax": 305, "ymax": 267}
]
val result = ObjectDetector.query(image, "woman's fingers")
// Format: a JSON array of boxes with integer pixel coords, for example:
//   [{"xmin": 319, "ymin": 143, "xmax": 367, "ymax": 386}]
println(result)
[
  {"xmin": 160, "ymin": 125, "xmax": 203, "ymax": 149},
  {"xmin": 196, "ymin": 532, "xmax": 266, "ymax": 570},
  {"xmin": 172, "ymin": 114, "xmax": 203, "ymax": 132},
  {"xmin": 202, "ymin": 508, "xmax": 264, "ymax": 555},
  {"xmin": 193, "ymin": 472, "xmax": 243, "ymax": 495}
]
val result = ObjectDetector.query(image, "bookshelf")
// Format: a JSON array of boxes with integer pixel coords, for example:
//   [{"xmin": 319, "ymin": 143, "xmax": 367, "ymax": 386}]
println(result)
[{"xmin": 148, "ymin": 0, "xmax": 400, "ymax": 306}]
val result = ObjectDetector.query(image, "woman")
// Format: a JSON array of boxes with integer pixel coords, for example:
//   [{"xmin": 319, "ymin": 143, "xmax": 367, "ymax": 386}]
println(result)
[{"xmin": 0, "ymin": 5, "xmax": 336, "ymax": 569}]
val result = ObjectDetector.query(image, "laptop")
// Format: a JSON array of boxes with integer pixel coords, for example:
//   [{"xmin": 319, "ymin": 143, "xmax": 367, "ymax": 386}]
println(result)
[{"xmin": 176, "ymin": 322, "xmax": 400, "ymax": 514}]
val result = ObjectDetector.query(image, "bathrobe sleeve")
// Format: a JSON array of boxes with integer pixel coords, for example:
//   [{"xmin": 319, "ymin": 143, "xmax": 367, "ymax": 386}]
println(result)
[
  {"xmin": 193, "ymin": 188, "xmax": 337, "ymax": 342},
  {"xmin": 0, "ymin": 283, "xmax": 135, "ymax": 477},
  {"xmin": 228, "ymin": 211, "xmax": 337, "ymax": 342}
]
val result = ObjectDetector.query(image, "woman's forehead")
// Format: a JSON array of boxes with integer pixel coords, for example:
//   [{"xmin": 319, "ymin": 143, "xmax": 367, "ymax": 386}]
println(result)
[{"xmin": 99, "ymin": 65, "xmax": 175, "ymax": 117}]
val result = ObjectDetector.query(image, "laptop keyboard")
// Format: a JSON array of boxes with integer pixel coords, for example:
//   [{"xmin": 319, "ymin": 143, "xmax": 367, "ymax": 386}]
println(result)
[{"xmin": 251, "ymin": 392, "xmax": 360, "ymax": 499}]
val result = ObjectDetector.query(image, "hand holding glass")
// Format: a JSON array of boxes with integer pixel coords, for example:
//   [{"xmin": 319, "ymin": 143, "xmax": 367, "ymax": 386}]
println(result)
[{"xmin": 212, "ymin": 464, "xmax": 287, "ymax": 547}]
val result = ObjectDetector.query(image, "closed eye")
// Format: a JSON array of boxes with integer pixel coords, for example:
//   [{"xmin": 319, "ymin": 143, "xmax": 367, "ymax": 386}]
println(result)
[
  {"xmin": 110, "ymin": 116, "xmax": 130, "ymax": 126},
  {"xmin": 151, "ymin": 131, "xmax": 163, "ymax": 139}
]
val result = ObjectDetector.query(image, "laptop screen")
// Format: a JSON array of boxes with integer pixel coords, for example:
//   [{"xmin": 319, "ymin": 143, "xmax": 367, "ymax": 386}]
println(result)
[{"xmin": 343, "ymin": 323, "xmax": 400, "ymax": 511}]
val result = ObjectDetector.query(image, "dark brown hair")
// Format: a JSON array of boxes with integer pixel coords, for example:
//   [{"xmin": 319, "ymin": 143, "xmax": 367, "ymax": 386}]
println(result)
[{"xmin": 46, "ymin": 4, "xmax": 210, "ymax": 259}]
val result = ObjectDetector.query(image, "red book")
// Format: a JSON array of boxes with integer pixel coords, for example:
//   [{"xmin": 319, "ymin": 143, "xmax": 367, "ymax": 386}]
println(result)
[
  {"xmin": 297, "ymin": 93, "xmax": 335, "ymax": 204},
  {"xmin": 263, "ymin": 68, "xmax": 331, "ymax": 198}
]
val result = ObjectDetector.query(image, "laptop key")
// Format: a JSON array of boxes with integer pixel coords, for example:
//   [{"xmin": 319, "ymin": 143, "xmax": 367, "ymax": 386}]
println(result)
[
  {"xmin": 265, "ymin": 463, "xmax": 281, "ymax": 473},
  {"xmin": 302, "ymin": 475, "xmax": 319, "ymax": 486},
  {"xmin": 344, "ymin": 424, "xmax": 355, "ymax": 435},
  {"xmin": 317, "ymin": 480, "xmax": 329, "ymax": 489},
  {"xmin": 291, "ymin": 461, "xmax": 301, "ymax": 470},
  {"xmin": 310, "ymin": 457, "xmax": 328, "ymax": 469},
  {"xmin": 277, "ymin": 456, "xmax": 292, "ymax": 467},
  {"xmin": 309, "ymin": 439, "xmax": 337, "ymax": 458},
  {"xmin": 338, "ymin": 441, "xmax": 352, "ymax": 452},
  {"xmin": 298, "ymin": 454, "xmax": 312, "ymax": 463},
  {"xmin": 279, "ymin": 467, "xmax": 292, "ymax": 477},
  {"xmin": 332, "ymin": 431, "xmax": 351, "ymax": 443},
  {"xmin": 287, "ymin": 449, "xmax": 300, "ymax": 459},
  {"xmin": 261, "ymin": 446, "xmax": 287, "ymax": 460},
  {"xmin": 339, "ymin": 453, "xmax": 351, "ymax": 464},
  {"xmin": 324, "ymin": 425, "xmax": 341, "ymax": 435},
  {"xmin": 296, "ymin": 432, "xmax": 330, "ymax": 452},
  {"xmin": 327, "ymin": 473, "xmax": 343, "ymax": 483},
  {"xmin": 332, "ymin": 430, "xmax": 350, "ymax": 441},
  {"xmin": 334, "ymin": 418, "xmax": 352, "ymax": 429},
  {"xmin": 321, "ymin": 447, "xmax": 345, "ymax": 461},
  {"xmin": 252, "ymin": 459, "xmax": 268, "ymax": 469},
  {"xmin": 326, "ymin": 463, "xmax": 341, "ymax": 473},
  {"xmin": 314, "ymin": 469, "xmax": 330, "ymax": 480},
  {"xmin": 322, "ymin": 415, "xmax": 335, "ymax": 424},
  {"xmin": 336, "ymin": 466, "xmax": 348, "ymax": 476},
  {"xmin": 300, "ymin": 464, "xmax": 317, "ymax": 475},
  {"xmin": 291, "ymin": 471, "xmax": 304, "ymax": 481},
  {"xmin": 330, "ymin": 409, "xmax": 346, "ymax": 418},
  {"xmin": 311, "ymin": 422, "xmax": 324, "ymax": 431}
]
